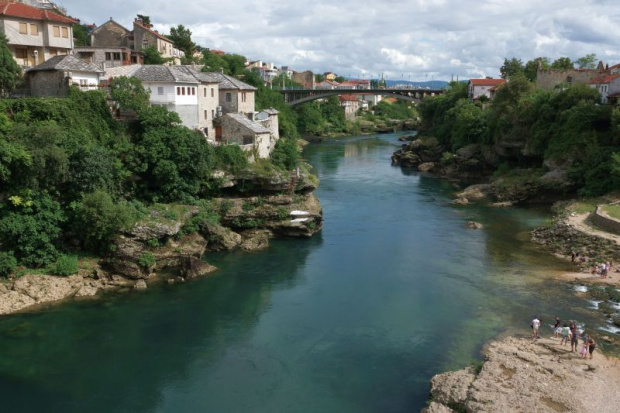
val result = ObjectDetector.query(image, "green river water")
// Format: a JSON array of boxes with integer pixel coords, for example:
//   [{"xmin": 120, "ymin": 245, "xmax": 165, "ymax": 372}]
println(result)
[{"xmin": 0, "ymin": 132, "xmax": 615, "ymax": 412}]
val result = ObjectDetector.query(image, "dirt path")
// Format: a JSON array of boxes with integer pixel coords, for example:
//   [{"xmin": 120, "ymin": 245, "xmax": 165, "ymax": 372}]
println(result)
[{"xmin": 567, "ymin": 212, "xmax": 620, "ymax": 245}]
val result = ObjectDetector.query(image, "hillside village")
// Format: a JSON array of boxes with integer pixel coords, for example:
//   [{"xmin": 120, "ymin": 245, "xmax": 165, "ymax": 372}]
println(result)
[
  {"xmin": 0, "ymin": 0, "xmax": 415, "ymax": 156},
  {"xmin": 3, "ymin": 0, "xmax": 620, "ymax": 153}
]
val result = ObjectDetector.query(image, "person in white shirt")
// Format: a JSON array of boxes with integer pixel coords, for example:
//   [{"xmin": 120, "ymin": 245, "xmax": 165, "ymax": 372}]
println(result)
[{"xmin": 531, "ymin": 316, "xmax": 541, "ymax": 341}]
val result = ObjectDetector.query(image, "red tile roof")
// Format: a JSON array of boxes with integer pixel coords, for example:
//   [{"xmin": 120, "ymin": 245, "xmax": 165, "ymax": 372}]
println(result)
[
  {"xmin": 588, "ymin": 73, "xmax": 620, "ymax": 84},
  {"xmin": 339, "ymin": 94, "xmax": 358, "ymax": 102},
  {"xmin": 469, "ymin": 78, "xmax": 507, "ymax": 87},
  {"xmin": 0, "ymin": 1, "xmax": 76, "ymax": 24}
]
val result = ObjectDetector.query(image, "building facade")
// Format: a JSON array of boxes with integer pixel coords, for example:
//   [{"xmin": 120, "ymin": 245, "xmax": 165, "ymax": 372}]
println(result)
[{"xmin": 0, "ymin": 1, "xmax": 76, "ymax": 68}]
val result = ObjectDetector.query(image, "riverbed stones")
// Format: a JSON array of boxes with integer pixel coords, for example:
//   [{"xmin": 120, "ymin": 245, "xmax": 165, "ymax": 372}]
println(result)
[
  {"xmin": 466, "ymin": 221, "xmax": 484, "ymax": 230},
  {"xmin": 134, "ymin": 280, "xmax": 148, "ymax": 290},
  {"xmin": 418, "ymin": 162, "xmax": 435, "ymax": 172}
]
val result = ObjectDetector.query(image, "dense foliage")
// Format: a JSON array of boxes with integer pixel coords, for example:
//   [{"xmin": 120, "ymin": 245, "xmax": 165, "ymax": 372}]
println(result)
[
  {"xmin": 418, "ymin": 76, "xmax": 620, "ymax": 196},
  {"xmin": 0, "ymin": 33, "xmax": 21, "ymax": 97},
  {"xmin": 0, "ymin": 80, "xmax": 300, "ymax": 272}
]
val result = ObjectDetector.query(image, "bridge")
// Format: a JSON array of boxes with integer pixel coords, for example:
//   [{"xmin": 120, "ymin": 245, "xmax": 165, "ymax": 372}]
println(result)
[{"xmin": 280, "ymin": 88, "xmax": 445, "ymax": 106}]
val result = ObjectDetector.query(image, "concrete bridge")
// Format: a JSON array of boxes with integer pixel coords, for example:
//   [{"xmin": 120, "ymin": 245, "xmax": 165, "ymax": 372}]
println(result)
[{"xmin": 280, "ymin": 88, "xmax": 445, "ymax": 106}]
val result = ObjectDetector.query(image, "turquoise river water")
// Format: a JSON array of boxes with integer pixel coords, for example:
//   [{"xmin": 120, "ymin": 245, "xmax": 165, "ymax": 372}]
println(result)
[{"xmin": 0, "ymin": 132, "xmax": 613, "ymax": 412}]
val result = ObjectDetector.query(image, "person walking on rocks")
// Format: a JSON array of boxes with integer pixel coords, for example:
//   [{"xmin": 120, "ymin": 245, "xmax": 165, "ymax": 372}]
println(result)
[
  {"xmin": 570, "ymin": 321, "xmax": 579, "ymax": 352},
  {"xmin": 587, "ymin": 336, "xmax": 597, "ymax": 360},
  {"xmin": 552, "ymin": 316, "xmax": 561, "ymax": 338},
  {"xmin": 560, "ymin": 323, "xmax": 571, "ymax": 346},
  {"xmin": 531, "ymin": 316, "xmax": 541, "ymax": 341}
]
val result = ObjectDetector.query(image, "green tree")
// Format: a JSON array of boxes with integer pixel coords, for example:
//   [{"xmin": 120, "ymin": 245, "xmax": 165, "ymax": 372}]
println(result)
[
  {"xmin": 524, "ymin": 57, "xmax": 550, "ymax": 82},
  {"xmin": 0, "ymin": 33, "xmax": 21, "ymax": 97},
  {"xmin": 500, "ymin": 57, "xmax": 524, "ymax": 79},
  {"xmin": 110, "ymin": 76, "xmax": 151, "ymax": 113},
  {"xmin": 142, "ymin": 45, "xmax": 164, "ymax": 65},
  {"xmin": 0, "ymin": 191, "xmax": 66, "ymax": 267},
  {"xmin": 136, "ymin": 14, "xmax": 151, "ymax": 26},
  {"xmin": 201, "ymin": 50, "xmax": 229, "ymax": 73},
  {"xmin": 72, "ymin": 23, "xmax": 91, "ymax": 46},
  {"xmin": 575, "ymin": 53, "xmax": 597, "ymax": 69},
  {"xmin": 73, "ymin": 190, "xmax": 139, "ymax": 252},
  {"xmin": 168, "ymin": 25, "xmax": 196, "ymax": 58},
  {"xmin": 222, "ymin": 54, "xmax": 247, "ymax": 76},
  {"xmin": 551, "ymin": 57, "xmax": 573, "ymax": 69}
]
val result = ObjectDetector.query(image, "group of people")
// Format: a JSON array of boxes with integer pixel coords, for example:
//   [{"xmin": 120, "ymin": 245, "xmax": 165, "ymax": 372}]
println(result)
[
  {"xmin": 531, "ymin": 315, "xmax": 597, "ymax": 359},
  {"xmin": 590, "ymin": 261, "xmax": 613, "ymax": 278}
]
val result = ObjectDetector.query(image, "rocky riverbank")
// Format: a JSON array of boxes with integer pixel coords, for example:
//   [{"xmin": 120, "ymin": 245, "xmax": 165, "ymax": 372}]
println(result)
[
  {"xmin": 423, "ymin": 335, "xmax": 620, "ymax": 413},
  {"xmin": 0, "ymin": 169, "xmax": 323, "ymax": 316}
]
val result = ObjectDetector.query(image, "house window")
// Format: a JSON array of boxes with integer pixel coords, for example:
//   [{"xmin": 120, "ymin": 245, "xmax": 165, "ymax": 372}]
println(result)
[
  {"xmin": 225, "ymin": 92, "xmax": 232, "ymax": 102},
  {"xmin": 62, "ymin": 27, "xmax": 69, "ymax": 38},
  {"xmin": 15, "ymin": 49, "xmax": 27, "ymax": 59},
  {"xmin": 243, "ymin": 136, "xmax": 253, "ymax": 145},
  {"xmin": 113, "ymin": 52, "xmax": 121, "ymax": 60},
  {"xmin": 204, "ymin": 110, "xmax": 207, "ymax": 120},
  {"xmin": 19, "ymin": 23, "xmax": 28, "ymax": 34},
  {"xmin": 211, "ymin": 88, "xmax": 214, "ymax": 97},
  {"xmin": 105, "ymin": 52, "xmax": 112, "ymax": 60},
  {"xmin": 182, "ymin": 87, "xmax": 186, "ymax": 95},
  {"xmin": 158, "ymin": 87, "xmax": 164, "ymax": 95},
  {"xmin": 53, "ymin": 26, "xmax": 60, "ymax": 37},
  {"xmin": 203, "ymin": 88, "xmax": 206, "ymax": 97},
  {"xmin": 211, "ymin": 109, "xmax": 214, "ymax": 118},
  {"xmin": 30, "ymin": 24, "xmax": 39, "ymax": 35},
  {"xmin": 177, "ymin": 87, "xmax": 181, "ymax": 95},
  {"xmin": 242, "ymin": 92, "xmax": 247, "ymax": 103}
]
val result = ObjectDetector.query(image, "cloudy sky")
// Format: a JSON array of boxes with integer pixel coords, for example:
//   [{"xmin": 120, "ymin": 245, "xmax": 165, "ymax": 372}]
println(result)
[{"xmin": 57, "ymin": 0, "xmax": 620, "ymax": 81}]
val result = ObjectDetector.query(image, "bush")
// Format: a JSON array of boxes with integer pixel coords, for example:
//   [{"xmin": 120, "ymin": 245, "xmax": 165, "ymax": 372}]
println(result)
[
  {"xmin": 73, "ymin": 190, "xmax": 140, "ymax": 253},
  {"xmin": 0, "ymin": 251, "xmax": 17, "ymax": 276},
  {"xmin": 271, "ymin": 138, "xmax": 300, "ymax": 170},
  {"xmin": 53, "ymin": 255, "xmax": 78, "ymax": 276},
  {"xmin": 138, "ymin": 252, "xmax": 155, "ymax": 269}
]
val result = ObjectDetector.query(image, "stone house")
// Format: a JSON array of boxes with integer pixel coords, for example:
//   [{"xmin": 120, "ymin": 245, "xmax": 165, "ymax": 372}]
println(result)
[
  {"xmin": 132, "ymin": 18, "xmax": 184, "ymax": 64},
  {"xmin": 467, "ymin": 78, "xmax": 506, "ymax": 100},
  {"xmin": 26, "ymin": 54, "xmax": 103, "ymax": 97},
  {"xmin": 73, "ymin": 46, "xmax": 143, "ymax": 68},
  {"xmin": 90, "ymin": 17, "xmax": 184, "ymax": 65},
  {"xmin": 212, "ymin": 72, "xmax": 256, "ymax": 116},
  {"xmin": 0, "ymin": 0, "xmax": 76, "ymax": 68},
  {"xmin": 90, "ymin": 18, "xmax": 132, "ymax": 49},
  {"xmin": 216, "ymin": 113, "xmax": 273, "ymax": 160},
  {"xmin": 292, "ymin": 70, "xmax": 315, "ymax": 89}
]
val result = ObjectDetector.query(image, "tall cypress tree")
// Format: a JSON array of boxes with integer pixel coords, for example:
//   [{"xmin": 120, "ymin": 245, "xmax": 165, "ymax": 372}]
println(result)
[{"xmin": 0, "ymin": 33, "xmax": 21, "ymax": 97}]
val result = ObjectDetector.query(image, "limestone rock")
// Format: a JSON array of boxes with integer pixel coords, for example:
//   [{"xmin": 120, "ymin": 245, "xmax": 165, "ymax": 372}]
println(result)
[
  {"xmin": 418, "ymin": 162, "xmax": 435, "ymax": 172},
  {"xmin": 134, "ymin": 279, "xmax": 148, "ymax": 290},
  {"xmin": 421, "ymin": 402, "xmax": 456, "ymax": 413},
  {"xmin": 429, "ymin": 367, "xmax": 476, "ymax": 407},
  {"xmin": 456, "ymin": 184, "xmax": 493, "ymax": 200},
  {"xmin": 452, "ymin": 197, "xmax": 469, "ymax": 205},
  {"xmin": 179, "ymin": 256, "xmax": 218, "ymax": 279},
  {"xmin": 240, "ymin": 230, "xmax": 271, "ymax": 251},
  {"xmin": 466, "ymin": 221, "xmax": 484, "ymax": 230},
  {"xmin": 201, "ymin": 222, "xmax": 242, "ymax": 251}
]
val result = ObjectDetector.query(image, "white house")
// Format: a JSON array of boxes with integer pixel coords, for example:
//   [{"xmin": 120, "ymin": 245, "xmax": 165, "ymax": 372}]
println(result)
[
  {"xmin": 588, "ymin": 73, "xmax": 620, "ymax": 104},
  {"xmin": 467, "ymin": 78, "xmax": 506, "ymax": 100}
]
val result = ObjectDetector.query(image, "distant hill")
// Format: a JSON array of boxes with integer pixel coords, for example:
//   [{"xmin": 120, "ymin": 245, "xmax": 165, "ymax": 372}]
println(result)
[{"xmin": 346, "ymin": 78, "xmax": 450, "ymax": 90}]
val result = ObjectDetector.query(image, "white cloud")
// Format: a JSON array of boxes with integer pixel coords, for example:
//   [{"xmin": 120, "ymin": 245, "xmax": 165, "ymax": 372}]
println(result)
[{"xmin": 59, "ymin": 0, "xmax": 620, "ymax": 80}]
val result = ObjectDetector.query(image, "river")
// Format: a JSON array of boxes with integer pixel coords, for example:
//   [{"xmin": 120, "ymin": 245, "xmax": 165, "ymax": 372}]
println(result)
[{"xmin": 0, "ymin": 132, "xmax": 611, "ymax": 412}]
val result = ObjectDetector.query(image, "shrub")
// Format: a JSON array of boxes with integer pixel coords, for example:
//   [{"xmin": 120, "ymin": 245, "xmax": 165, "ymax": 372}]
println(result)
[
  {"xmin": 0, "ymin": 251, "xmax": 17, "ymax": 276},
  {"xmin": 53, "ymin": 255, "xmax": 78, "ymax": 276},
  {"xmin": 270, "ymin": 138, "xmax": 300, "ymax": 170},
  {"xmin": 73, "ymin": 190, "xmax": 140, "ymax": 253},
  {"xmin": 138, "ymin": 252, "xmax": 155, "ymax": 269}
]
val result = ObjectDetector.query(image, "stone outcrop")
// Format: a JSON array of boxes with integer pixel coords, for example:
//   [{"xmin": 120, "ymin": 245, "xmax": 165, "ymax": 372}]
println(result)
[
  {"xmin": 0, "ymin": 274, "xmax": 112, "ymax": 315},
  {"xmin": 423, "ymin": 336, "xmax": 620, "ymax": 413}
]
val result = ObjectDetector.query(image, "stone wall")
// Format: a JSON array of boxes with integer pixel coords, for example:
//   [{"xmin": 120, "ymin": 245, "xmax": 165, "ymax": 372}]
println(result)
[
  {"xmin": 536, "ymin": 68, "xmax": 597, "ymax": 90},
  {"xmin": 292, "ymin": 71, "xmax": 314, "ymax": 89},
  {"xmin": 171, "ymin": 104, "xmax": 199, "ymax": 129},
  {"xmin": 91, "ymin": 21, "xmax": 130, "ymax": 48},
  {"xmin": 27, "ymin": 70, "xmax": 69, "ymax": 97},
  {"xmin": 592, "ymin": 205, "xmax": 620, "ymax": 235}
]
